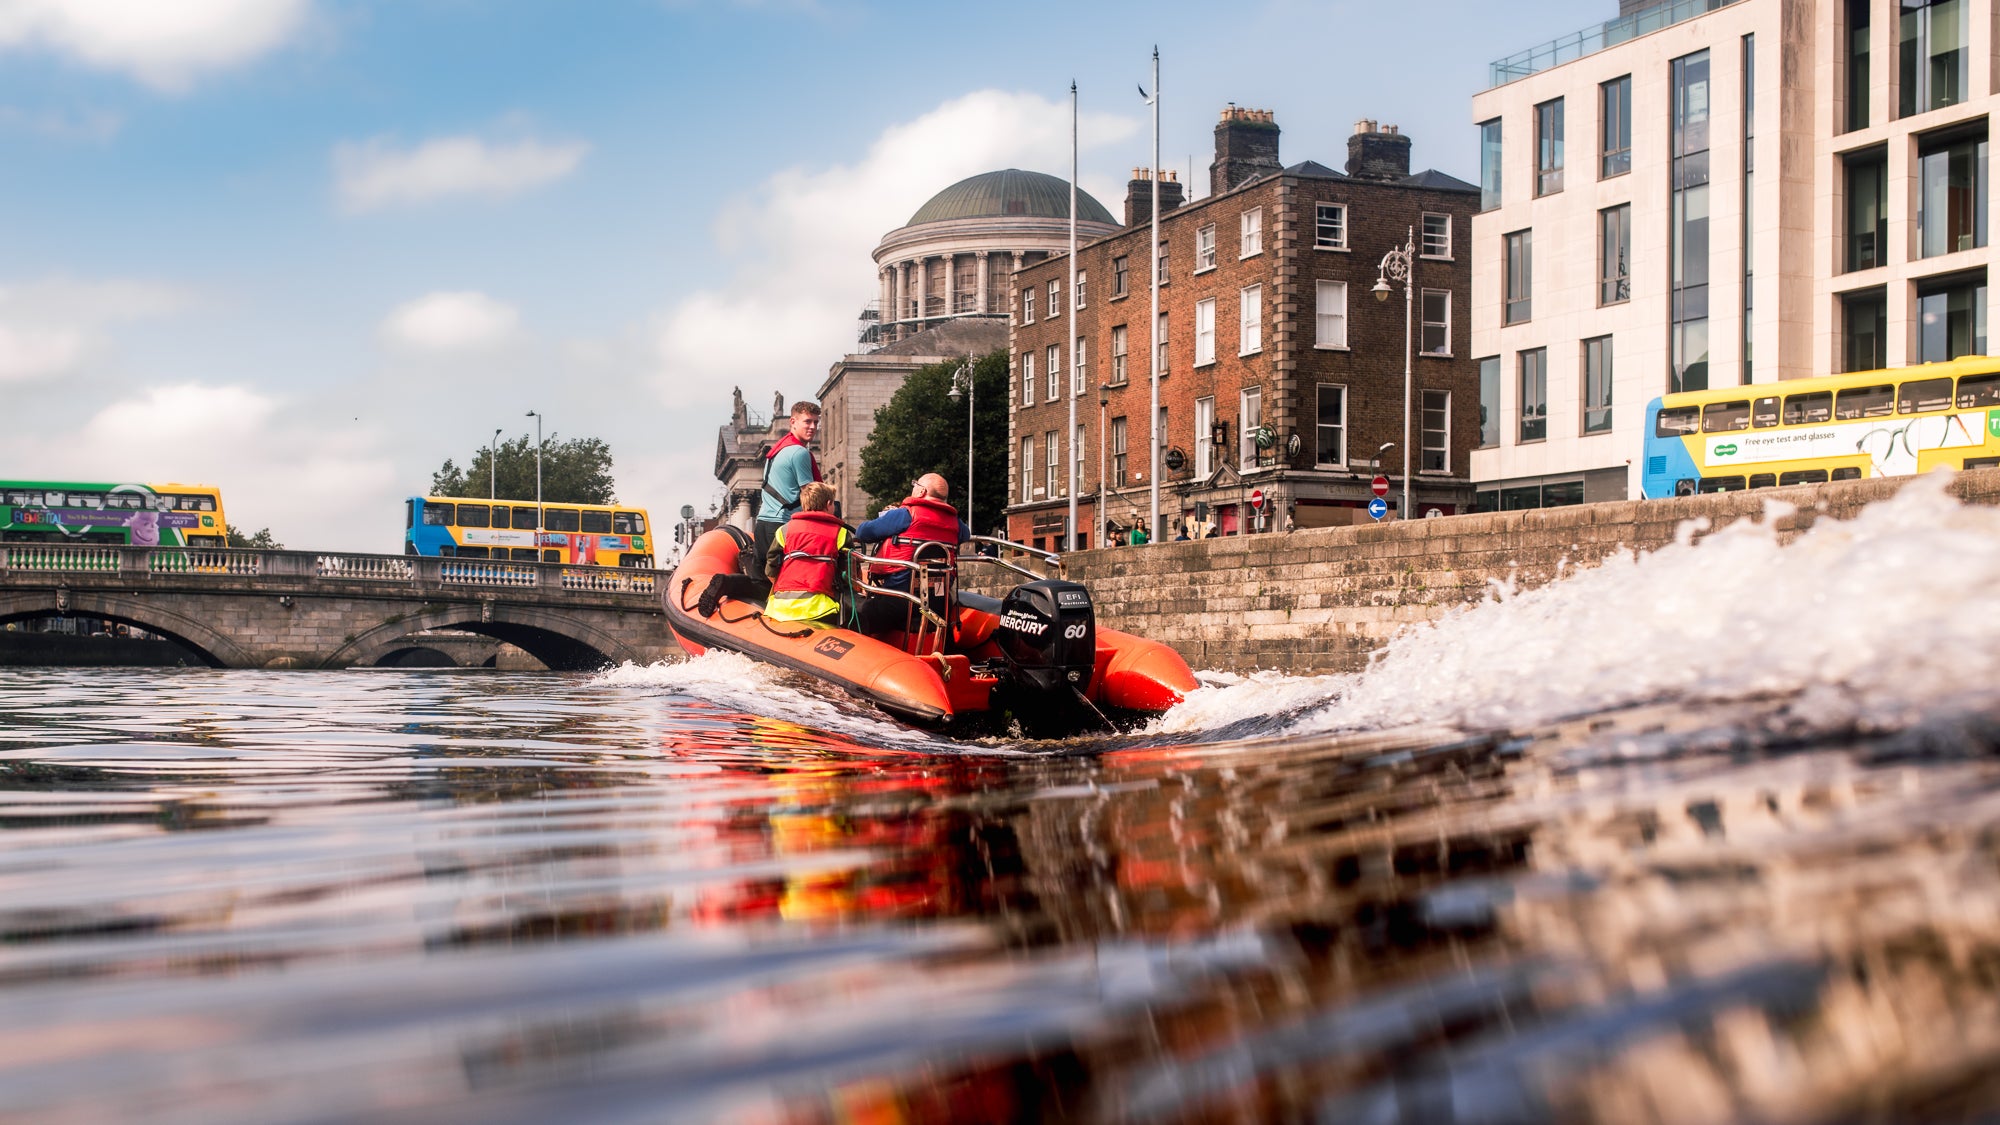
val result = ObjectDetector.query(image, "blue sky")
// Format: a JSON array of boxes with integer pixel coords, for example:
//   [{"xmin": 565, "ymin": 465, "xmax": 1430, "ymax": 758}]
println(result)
[{"xmin": 0, "ymin": 0, "xmax": 1605, "ymax": 552}]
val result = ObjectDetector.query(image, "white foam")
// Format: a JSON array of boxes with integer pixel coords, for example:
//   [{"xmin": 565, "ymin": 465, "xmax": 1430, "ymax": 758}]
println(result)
[{"xmin": 1157, "ymin": 473, "xmax": 2000, "ymax": 738}]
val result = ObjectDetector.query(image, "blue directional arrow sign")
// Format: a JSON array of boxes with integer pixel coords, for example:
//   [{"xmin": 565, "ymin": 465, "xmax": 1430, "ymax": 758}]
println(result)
[{"xmin": 1368, "ymin": 497, "xmax": 1388, "ymax": 520}]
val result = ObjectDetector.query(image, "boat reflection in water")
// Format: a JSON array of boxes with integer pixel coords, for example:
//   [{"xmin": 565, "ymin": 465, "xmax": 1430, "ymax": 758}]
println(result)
[{"xmin": 4, "ymin": 477, "xmax": 2000, "ymax": 1122}]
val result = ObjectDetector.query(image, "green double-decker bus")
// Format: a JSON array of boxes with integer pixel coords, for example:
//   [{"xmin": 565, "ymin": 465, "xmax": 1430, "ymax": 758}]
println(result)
[{"xmin": 0, "ymin": 480, "xmax": 227, "ymax": 547}]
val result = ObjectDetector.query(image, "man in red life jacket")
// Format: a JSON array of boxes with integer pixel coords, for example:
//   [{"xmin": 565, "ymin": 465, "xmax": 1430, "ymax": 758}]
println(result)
[
  {"xmin": 852, "ymin": 472, "xmax": 971, "ymax": 637},
  {"xmin": 761, "ymin": 482, "xmax": 851, "ymax": 624},
  {"xmin": 754, "ymin": 402, "xmax": 822, "ymax": 577}
]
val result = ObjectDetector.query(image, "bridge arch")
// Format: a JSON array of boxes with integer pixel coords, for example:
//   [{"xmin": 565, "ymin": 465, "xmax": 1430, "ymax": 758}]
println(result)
[
  {"xmin": 0, "ymin": 590, "xmax": 247, "ymax": 667},
  {"xmin": 327, "ymin": 602, "xmax": 647, "ymax": 672}
]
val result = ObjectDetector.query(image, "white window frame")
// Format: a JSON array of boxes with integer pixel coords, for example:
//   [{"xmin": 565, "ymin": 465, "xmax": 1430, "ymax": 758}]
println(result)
[
  {"xmin": 1113, "ymin": 255, "xmax": 1129, "ymax": 297},
  {"xmin": 1021, "ymin": 352, "xmax": 1035, "ymax": 405},
  {"xmin": 1420, "ymin": 289, "xmax": 1451, "ymax": 355},
  {"xmin": 1239, "ymin": 386, "xmax": 1262, "ymax": 470},
  {"xmin": 1022, "ymin": 287, "xmax": 1035, "ymax": 324},
  {"xmin": 1195, "ymin": 224, "xmax": 1217, "ymax": 272},
  {"xmin": 1046, "ymin": 344, "xmax": 1060, "ymax": 400},
  {"xmin": 1020, "ymin": 436, "xmax": 1035, "ymax": 501},
  {"xmin": 1194, "ymin": 298, "xmax": 1216, "ymax": 366},
  {"xmin": 1314, "ymin": 202, "xmax": 1348, "ymax": 250},
  {"xmin": 1075, "ymin": 269, "xmax": 1087, "ymax": 308},
  {"xmin": 1315, "ymin": 280, "xmax": 1348, "ymax": 349},
  {"xmin": 1047, "ymin": 279, "xmax": 1061, "ymax": 318},
  {"xmin": 1073, "ymin": 422, "xmax": 1085, "ymax": 494},
  {"xmin": 1421, "ymin": 212, "xmax": 1452, "ymax": 259},
  {"xmin": 1421, "ymin": 389, "xmax": 1451, "ymax": 472},
  {"xmin": 1111, "ymin": 415, "xmax": 1128, "ymax": 483},
  {"xmin": 1194, "ymin": 395, "xmax": 1215, "ymax": 477},
  {"xmin": 1156, "ymin": 312, "xmax": 1168, "ymax": 375},
  {"xmin": 1241, "ymin": 208, "xmax": 1263, "ymax": 257},
  {"xmin": 1315, "ymin": 383, "xmax": 1347, "ymax": 467},
  {"xmin": 1044, "ymin": 430, "xmax": 1059, "ymax": 497},
  {"xmin": 1111, "ymin": 324, "xmax": 1129, "ymax": 385},
  {"xmin": 1239, "ymin": 285, "xmax": 1263, "ymax": 355},
  {"xmin": 1073, "ymin": 335, "xmax": 1086, "ymax": 396}
]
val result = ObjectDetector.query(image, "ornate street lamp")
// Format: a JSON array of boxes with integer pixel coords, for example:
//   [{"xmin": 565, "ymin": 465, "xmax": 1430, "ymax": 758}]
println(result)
[
  {"xmin": 1372, "ymin": 225, "xmax": 1415, "ymax": 522},
  {"xmin": 945, "ymin": 360, "xmax": 973, "ymax": 529}
]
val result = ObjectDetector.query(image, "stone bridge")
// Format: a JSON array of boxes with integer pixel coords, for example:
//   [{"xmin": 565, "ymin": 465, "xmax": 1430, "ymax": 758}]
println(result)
[{"xmin": 0, "ymin": 544, "xmax": 677, "ymax": 670}]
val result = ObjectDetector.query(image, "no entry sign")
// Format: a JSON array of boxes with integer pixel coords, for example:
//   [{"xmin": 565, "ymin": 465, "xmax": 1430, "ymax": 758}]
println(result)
[
  {"xmin": 1249, "ymin": 489, "xmax": 1265, "ymax": 511},
  {"xmin": 1371, "ymin": 476, "xmax": 1390, "ymax": 497}
]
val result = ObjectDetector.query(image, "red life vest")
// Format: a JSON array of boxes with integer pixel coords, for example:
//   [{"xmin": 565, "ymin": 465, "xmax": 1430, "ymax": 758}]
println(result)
[
  {"xmin": 773, "ymin": 510, "xmax": 848, "ymax": 597},
  {"xmin": 876, "ymin": 496, "xmax": 962, "ymax": 572},
  {"xmin": 763, "ymin": 432, "xmax": 822, "ymax": 480}
]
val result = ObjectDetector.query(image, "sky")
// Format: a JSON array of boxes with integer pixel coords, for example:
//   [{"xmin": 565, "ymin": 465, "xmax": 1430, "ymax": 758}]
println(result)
[{"xmin": 0, "ymin": 0, "xmax": 1608, "ymax": 554}]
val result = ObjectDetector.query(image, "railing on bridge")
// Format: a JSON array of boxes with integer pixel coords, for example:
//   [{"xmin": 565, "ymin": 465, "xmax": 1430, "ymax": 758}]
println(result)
[{"xmin": 0, "ymin": 545, "xmax": 658, "ymax": 595}]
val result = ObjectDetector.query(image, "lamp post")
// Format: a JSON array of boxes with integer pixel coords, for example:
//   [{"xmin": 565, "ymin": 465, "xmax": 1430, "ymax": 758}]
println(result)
[
  {"xmin": 490, "ymin": 428, "xmax": 502, "ymax": 500},
  {"xmin": 946, "ymin": 360, "xmax": 974, "ymax": 531},
  {"xmin": 525, "ymin": 410, "xmax": 543, "ymax": 535},
  {"xmin": 1372, "ymin": 225, "xmax": 1415, "ymax": 522}
]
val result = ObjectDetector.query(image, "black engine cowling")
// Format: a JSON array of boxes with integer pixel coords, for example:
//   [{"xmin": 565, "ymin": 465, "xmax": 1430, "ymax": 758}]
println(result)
[{"xmin": 993, "ymin": 579, "xmax": 1096, "ymax": 696}]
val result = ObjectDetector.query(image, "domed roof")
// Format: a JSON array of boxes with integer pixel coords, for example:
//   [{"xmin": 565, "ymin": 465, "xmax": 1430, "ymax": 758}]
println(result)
[{"xmin": 907, "ymin": 169, "xmax": 1117, "ymax": 227}]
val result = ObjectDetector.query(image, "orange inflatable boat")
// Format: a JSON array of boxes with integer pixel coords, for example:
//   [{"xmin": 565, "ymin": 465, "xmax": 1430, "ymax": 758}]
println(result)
[{"xmin": 662, "ymin": 527, "xmax": 1197, "ymax": 731}]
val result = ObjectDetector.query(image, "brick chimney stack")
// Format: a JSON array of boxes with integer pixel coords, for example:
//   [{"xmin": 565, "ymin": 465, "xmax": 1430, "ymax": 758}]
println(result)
[
  {"xmin": 1124, "ymin": 167, "xmax": 1185, "ymax": 227},
  {"xmin": 1346, "ymin": 119, "xmax": 1412, "ymax": 182},
  {"xmin": 1209, "ymin": 105, "xmax": 1281, "ymax": 196}
]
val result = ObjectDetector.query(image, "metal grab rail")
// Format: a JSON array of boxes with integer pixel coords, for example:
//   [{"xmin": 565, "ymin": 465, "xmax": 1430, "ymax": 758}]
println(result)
[
  {"xmin": 846, "ymin": 549, "xmax": 954, "ymax": 653},
  {"xmin": 961, "ymin": 535, "xmax": 1063, "ymax": 582}
]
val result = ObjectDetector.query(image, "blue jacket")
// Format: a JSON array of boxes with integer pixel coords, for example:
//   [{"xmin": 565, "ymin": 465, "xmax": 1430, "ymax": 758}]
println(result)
[{"xmin": 854, "ymin": 505, "xmax": 971, "ymax": 591}]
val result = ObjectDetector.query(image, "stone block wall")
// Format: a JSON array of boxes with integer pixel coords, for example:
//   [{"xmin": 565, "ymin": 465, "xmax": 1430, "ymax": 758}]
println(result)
[{"xmin": 964, "ymin": 469, "xmax": 2000, "ymax": 675}]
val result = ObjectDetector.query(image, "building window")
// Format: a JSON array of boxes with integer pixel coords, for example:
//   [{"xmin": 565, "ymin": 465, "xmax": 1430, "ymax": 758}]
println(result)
[
  {"xmin": 1421, "ymin": 213, "xmax": 1451, "ymax": 258},
  {"xmin": 1743, "ymin": 33, "xmax": 1756, "ymax": 385},
  {"xmin": 1195, "ymin": 298, "xmax": 1216, "ymax": 365},
  {"xmin": 1315, "ymin": 203, "xmax": 1347, "ymax": 249},
  {"xmin": 1046, "ymin": 344, "xmax": 1060, "ymax": 400},
  {"xmin": 1195, "ymin": 396, "xmax": 1215, "ymax": 476},
  {"xmin": 1020, "ymin": 437, "xmax": 1034, "ymax": 501},
  {"xmin": 1479, "ymin": 119, "xmax": 1502, "ymax": 211},
  {"xmin": 1583, "ymin": 335, "xmax": 1613, "ymax": 434},
  {"xmin": 1157, "ymin": 240, "xmax": 1169, "ymax": 288},
  {"xmin": 1315, "ymin": 384, "xmax": 1346, "ymax": 466},
  {"xmin": 1846, "ymin": 0, "xmax": 1870, "ymax": 131},
  {"xmin": 1535, "ymin": 98, "xmax": 1564, "ymax": 195},
  {"xmin": 1047, "ymin": 279, "xmax": 1061, "ymax": 317},
  {"xmin": 1240, "ymin": 386, "xmax": 1262, "ymax": 469},
  {"xmin": 1420, "ymin": 289, "xmax": 1450, "ymax": 355},
  {"xmin": 1671, "ymin": 49, "xmax": 1711, "ymax": 395},
  {"xmin": 1022, "ymin": 287, "xmax": 1035, "ymax": 323},
  {"xmin": 1045, "ymin": 430, "xmax": 1059, "ymax": 497},
  {"xmin": 1421, "ymin": 389, "xmax": 1450, "ymax": 472},
  {"xmin": 1918, "ymin": 129, "xmax": 1987, "ymax": 257},
  {"xmin": 1074, "ymin": 423, "xmax": 1085, "ymax": 495},
  {"xmin": 1845, "ymin": 148, "xmax": 1887, "ymax": 271},
  {"xmin": 1900, "ymin": 0, "xmax": 1968, "ymax": 118},
  {"xmin": 1075, "ymin": 270, "xmax": 1087, "ymax": 309},
  {"xmin": 1111, "ymin": 324, "xmax": 1128, "ymax": 385},
  {"xmin": 1073, "ymin": 335, "xmax": 1086, "ymax": 396},
  {"xmin": 1113, "ymin": 255, "xmax": 1129, "ymax": 297},
  {"xmin": 1156, "ymin": 311, "xmax": 1168, "ymax": 375},
  {"xmin": 1519, "ymin": 348, "xmax": 1547, "ymax": 442},
  {"xmin": 1239, "ymin": 285, "xmax": 1262, "ymax": 355},
  {"xmin": 1917, "ymin": 273, "xmax": 1987, "ymax": 362},
  {"xmin": 1316, "ymin": 280, "xmax": 1348, "ymax": 348},
  {"xmin": 1842, "ymin": 287, "xmax": 1887, "ymax": 372},
  {"xmin": 1195, "ymin": 224, "xmax": 1217, "ymax": 272},
  {"xmin": 1477, "ymin": 356, "xmax": 1500, "ymax": 448},
  {"xmin": 1241, "ymin": 208, "xmax": 1263, "ymax": 257},
  {"xmin": 1504, "ymin": 230, "xmax": 1532, "ymax": 324},
  {"xmin": 1600, "ymin": 204, "xmax": 1631, "ymax": 304},
  {"xmin": 1601, "ymin": 75, "xmax": 1632, "ymax": 177},
  {"xmin": 1111, "ymin": 416, "xmax": 1127, "ymax": 483},
  {"xmin": 1021, "ymin": 352, "xmax": 1035, "ymax": 405}
]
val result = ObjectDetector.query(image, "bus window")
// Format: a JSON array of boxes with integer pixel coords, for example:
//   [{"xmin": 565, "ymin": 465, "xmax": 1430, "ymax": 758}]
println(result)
[
  {"xmin": 545, "ymin": 507, "xmax": 580, "ymax": 532},
  {"xmin": 406, "ymin": 500, "xmax": 416, "ymax": 530},
  {"xmin": 1835, "ymin": 384, "xmax": 1894, "ymax": 419},
  {"xmin": 1831, "ymin": 466, "xmax": 1862, "ymax": 481},
  {"xmin": 511, "ymin": 506, "xmax": 539, "ymax": 530},
  {"xmin": 581, "ymin": 510, "xmax": 612, "ymax": 534},
  {"xmin": 1752, "ymin": 397, "xmax": 1780, "ymax": 427},
  {"xmin": 456, "ymin": 503, "xmax": 490, "ymax": 528},
  {"xmin": 1748, "ymin": 473, "xmax": 1777, "ymax": 489},
  {"xmin": 1957, "ymin": 373, "xmax": 2000, "ymax": 408},
  {"xmin": 1898, "ymin": 377, "xmax": 1952, "ymax": 413},
  {"xmin": 1698, "ymin": 476, "xmax": 1747, "ymax": 493},
  {"xmin": 457, "ymin": 546, "xmax": 490, "ymax": 559},
  {"xmin": 1703, "ymin": 400, "xmax": 1752, "ymax": 432},
  {"xmin": 614, "ymin": 511, "xmax": 647, "ymax": 535},
  {"xmin": 1783, "ymin": 392, "xmax": 1832, "ymax": 425},
  {"xmin": 1655, "ymin": 406, "xmax": 1700, "ymax": 437},
  {"xmin": 1778, "ymin": 469, "xmax": 1829, "ymax": 485},
  {"xmin": 422, "ymin": 502, "xmax": 454, "ymax": 526},
  {"xmin": 542, "ymin": 549, "xmax": 560, "ymax": 563},
  {"xmin": 1967, "ymin": 457, "xmax": 2000, "ymax": 469}
]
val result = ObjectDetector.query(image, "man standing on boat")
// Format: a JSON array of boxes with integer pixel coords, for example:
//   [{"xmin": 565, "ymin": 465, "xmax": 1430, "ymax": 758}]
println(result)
[
  {"xmin": 762, "ymin": 482, "xmax": 851, "ymax": 624},
  {"xmin": 755, "ymin": 401, "xmax": 822, "ymax": 575},
  {"xmin": 853, "ymin": 472, "xmax": 970, "ymax": 636}
]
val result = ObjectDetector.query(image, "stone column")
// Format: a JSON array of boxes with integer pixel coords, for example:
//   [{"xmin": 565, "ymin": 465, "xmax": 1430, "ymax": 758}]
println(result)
[
  {"xmin": 893, "ymin": 262, "xmax": 907, "ymax": 337},
  {"xmin": 878, "ymin": 267, "xmax": 892, "ymax": 334},
  {"xmin": 976, "ymin": 250, "xmax": 990, "ymax": 314}
]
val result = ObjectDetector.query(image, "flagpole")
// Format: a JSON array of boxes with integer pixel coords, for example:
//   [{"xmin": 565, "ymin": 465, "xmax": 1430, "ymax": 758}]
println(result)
[
  {"xmin": 1066, "ymin": 80, "xmax": 1079, "ymax": 552},
  {"xmin": 1147, "ymin": 47, "xmax": 1160, "ymax": 545}
]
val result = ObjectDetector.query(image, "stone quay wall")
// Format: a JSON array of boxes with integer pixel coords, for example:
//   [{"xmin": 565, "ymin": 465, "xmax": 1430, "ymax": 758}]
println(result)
[{"xmin": 965, "ymin": 469, "xmax": 2000, "ymax": 676}]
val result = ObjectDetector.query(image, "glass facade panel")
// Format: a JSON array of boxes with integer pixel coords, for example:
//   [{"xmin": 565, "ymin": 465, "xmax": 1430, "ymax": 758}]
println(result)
[
  {"xmin": 1918, "ymin": 133, "xmax": 1987, "ymax": 257},
  {"xmin": 1917, "ymin": 275, "xmax": 1988, "ymax": 361},
  {"xmin": 1842, "ymin": 288, "xmax": 1887, "ymax": 372},
  {"xmin": 1519, "ymin": 348, "xmax": 1547, "ymax": 442},
  {"xmin": 1505, "ymin": 230, "xmax": 1532, "ymax": 324},
  {"xmin": 1479, "ymin": 119, "xmax": 1502, "ymax": 211},
  {"xmin": 1583, "ymin": 336, "xmax": 1613, "ymax": 434},
  {"xmin": 1900, "ymin": 0, "xmax": 1967, "ymax": 118},
  {"xmin": 1601, "ymin": 76, "xmax": 1631, "ymax": 177},
  {"xmin": 1671, "ymin": 50, "xmax": 1712, "ymax": 394},
  {"xmin": 1846, "ymin": 151, "xmax": 1887, "ymax": 270},
  {"xmin": 1477, "ymin": 357, "xmax": 1500, "ymax": 448},
  {"xmin": 1847, "ymin": 0, "xmax": 1870, "ymax": 131},
  {"xmin": 1536, "ymin": 98, "xmax": 1565, "ymax": 195},
  {"xmin": 1600, "ymin": 205, "xmax": 1630, "ymax": 304}
]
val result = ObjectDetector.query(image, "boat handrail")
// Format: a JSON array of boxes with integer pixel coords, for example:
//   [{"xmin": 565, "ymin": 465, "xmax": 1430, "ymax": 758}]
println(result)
[{"xmin": 961, "ymin": 536, "xmax": 1063, "ymax": 580}]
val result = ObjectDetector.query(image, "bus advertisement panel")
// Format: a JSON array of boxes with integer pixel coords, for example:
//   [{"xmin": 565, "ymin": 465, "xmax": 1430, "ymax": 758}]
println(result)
[
  {"xmin": 404, "ymin": 496, "xmax": 654, "ymax": 567},
  {"xmin": 0, "ymin": 481, "xmax": 227, "ymax": 546},
  {"xmin": 1641, "ymin": 357, "xmax": 2000, "ymax": 498}
]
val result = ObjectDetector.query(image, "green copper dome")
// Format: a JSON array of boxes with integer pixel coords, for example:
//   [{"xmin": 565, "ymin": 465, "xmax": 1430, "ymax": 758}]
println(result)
[{"xmin": 907, "ymin": 169, "xmax": 1117, "ymax": 226}]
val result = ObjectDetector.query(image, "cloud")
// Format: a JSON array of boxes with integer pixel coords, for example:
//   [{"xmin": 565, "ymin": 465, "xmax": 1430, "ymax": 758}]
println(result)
[
  {"xmin": 0, "ymin": 278, "xmax": 195, "ymax": 382},
  {"xmin": 0, "ymin": 0, "xmax": 311, "ymax": 92},
  {"xmin": 334, "ymin": 134, "xmax": 590, "ymax": 212},
  {"xmin": 380, "ymin": 291, "xmax": 520, "ymax": 354}
]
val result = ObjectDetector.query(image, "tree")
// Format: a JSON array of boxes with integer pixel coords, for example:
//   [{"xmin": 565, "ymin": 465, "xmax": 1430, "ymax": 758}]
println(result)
[
  {"xmin": 226, "ymin": 524, "xmax": 282, "ymax": 549},
  {"xmin": 856, "ymin": 350, "xmax": 1010, "ymax": 534},
  {"xmin": 429, "ymin": 433, "xmax": 617, "ymax": 504}
]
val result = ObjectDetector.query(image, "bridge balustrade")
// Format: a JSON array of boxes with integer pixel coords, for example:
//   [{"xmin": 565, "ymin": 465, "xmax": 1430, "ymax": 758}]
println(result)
[{"xmin": 0, "ymin": 545, "xmax": 656, "ymax": 595}]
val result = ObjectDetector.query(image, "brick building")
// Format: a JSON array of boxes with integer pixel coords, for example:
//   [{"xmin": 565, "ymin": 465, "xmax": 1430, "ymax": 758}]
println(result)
[{"xmin": 1007, "ymin": 110, "xmax": 1481, "ymax": 550}]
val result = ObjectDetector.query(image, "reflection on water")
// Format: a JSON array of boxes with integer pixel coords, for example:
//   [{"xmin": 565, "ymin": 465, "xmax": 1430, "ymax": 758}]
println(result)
[{"xmin": 5, "ymin": 481, "xmax": 2000, "ymax": 1122}]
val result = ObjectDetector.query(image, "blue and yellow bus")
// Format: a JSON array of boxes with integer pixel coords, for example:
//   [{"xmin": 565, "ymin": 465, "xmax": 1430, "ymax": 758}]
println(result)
[
  {"xmin": 404, "ymin": 496, "xmax": 654, "ymax": 567},
  {"xmin": 1642, "ymin": 356, "xmax": 2000, "ymax": 498},
  {"xmin": 0, "ymin": 480, "xmax": 227, "ymax": 546}
]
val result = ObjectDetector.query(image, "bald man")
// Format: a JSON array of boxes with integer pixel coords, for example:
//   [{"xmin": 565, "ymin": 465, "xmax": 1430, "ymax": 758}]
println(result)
[{"xmin": 853, "ymin": 473, "xmax": 973, "ymax": 635}]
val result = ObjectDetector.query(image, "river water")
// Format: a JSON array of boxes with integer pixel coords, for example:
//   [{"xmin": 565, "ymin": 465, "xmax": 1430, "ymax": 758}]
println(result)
[{"xmin": 6, "ymin": 476, "xmax": 2000, "ymax": 1123}]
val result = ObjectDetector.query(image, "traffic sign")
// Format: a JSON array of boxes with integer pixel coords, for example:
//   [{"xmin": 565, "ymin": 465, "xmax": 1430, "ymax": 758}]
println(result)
[
  {"xmin": 1248, "ymin": 489, "xmax": 1265, "ymax": 511},
  {"xmin": 1371, "ymin": 475, "xmax": 1390, "ymax": 497},
  {"xmin": 1368, "ymin": 497, "xmax": 1388, "ymax": 520}
]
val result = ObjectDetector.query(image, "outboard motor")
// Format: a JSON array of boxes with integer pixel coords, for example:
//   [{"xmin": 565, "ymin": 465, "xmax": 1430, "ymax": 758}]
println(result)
[{"xmin": 993, "ymin": 579, "xmax": 1096, "ymax": 697}]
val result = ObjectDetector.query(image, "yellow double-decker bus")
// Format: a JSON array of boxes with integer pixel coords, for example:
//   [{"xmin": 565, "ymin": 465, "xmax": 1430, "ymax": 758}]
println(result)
[
  {"xmin": 403, "ymin": 495, "xmax": 654, "ymax": 567},
  {"xmin": 1642, "ymin": 355, "xmax": 2000, "ymax": 497}
]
